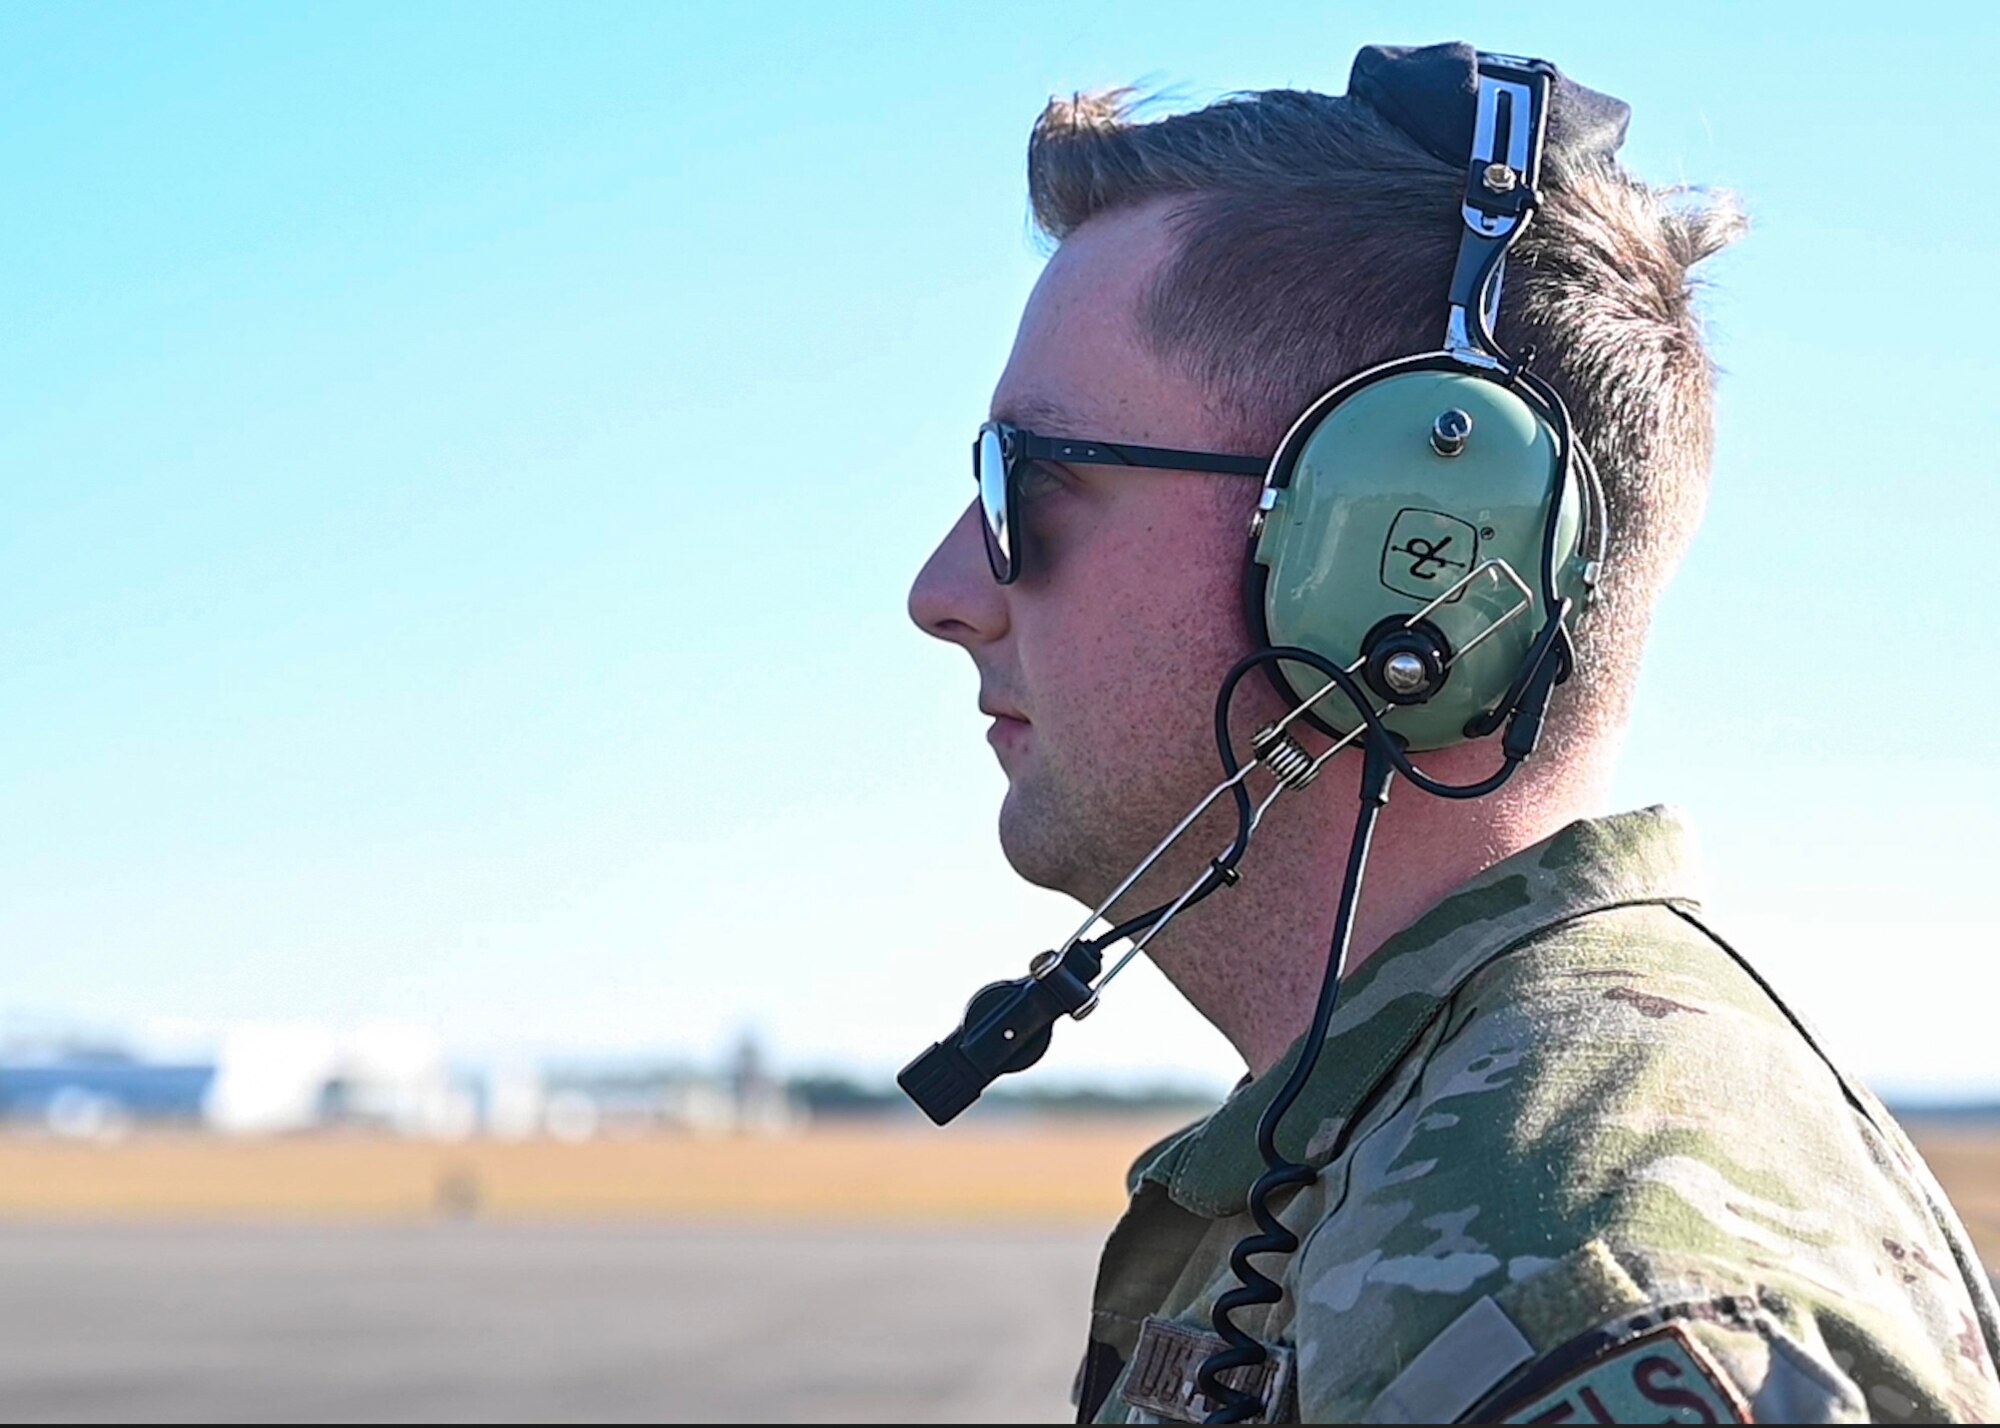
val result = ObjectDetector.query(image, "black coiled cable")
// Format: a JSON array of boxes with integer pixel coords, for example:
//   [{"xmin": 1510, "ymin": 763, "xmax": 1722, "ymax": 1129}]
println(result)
[
  {"xmin": 1191, "ymin": 643, "xmax": 1550, "ymax": 1422},
  {"xmin": 1195, "ymin": 733, "xmax": 1394, "ymax": 1422}
]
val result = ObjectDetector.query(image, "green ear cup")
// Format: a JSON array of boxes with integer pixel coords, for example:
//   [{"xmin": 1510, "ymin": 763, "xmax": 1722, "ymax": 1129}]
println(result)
[{"xmin": 1250, "ymin": 366, "xmax": 1586, "ymax": 751}]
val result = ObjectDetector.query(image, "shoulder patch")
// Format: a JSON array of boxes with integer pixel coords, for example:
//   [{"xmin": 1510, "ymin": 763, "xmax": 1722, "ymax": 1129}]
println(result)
[
  {"xmin": 1122, "ymin": 1315, "xmax": 1294, "ymax": 1424},
  {"xmin": 1489, "ymin": 1324, "xmax": 1750, "ymax": 1424}
]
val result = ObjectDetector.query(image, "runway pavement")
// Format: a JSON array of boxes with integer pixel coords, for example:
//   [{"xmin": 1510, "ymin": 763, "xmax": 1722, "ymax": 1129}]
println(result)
[{"xmin": 0, "ymin": 1223, "xmax": 1103, "ymax": 1423}]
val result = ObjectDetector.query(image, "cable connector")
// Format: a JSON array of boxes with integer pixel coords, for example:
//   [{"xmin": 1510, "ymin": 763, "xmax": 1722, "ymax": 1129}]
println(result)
[{"xmin": 896, "ymin": 942, "xmax": 1103, "ymax": 1126}]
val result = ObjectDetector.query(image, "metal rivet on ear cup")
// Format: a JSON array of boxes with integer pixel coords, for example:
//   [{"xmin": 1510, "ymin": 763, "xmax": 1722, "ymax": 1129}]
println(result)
[
  {"xmin": 1359, "ymin": 615, "xmax": 1452, "ymax": 707},
  {"xmin": 1431, "ymin": 409, "xmax": 1473, "ymax": 457},
  {"xmin": 1382, "ymin": 652, "xmax": 1430, "ymax": 696}
]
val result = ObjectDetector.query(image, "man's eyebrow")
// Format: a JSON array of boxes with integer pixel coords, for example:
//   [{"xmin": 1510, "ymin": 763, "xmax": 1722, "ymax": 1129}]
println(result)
[{"xmin": 991, "ymin": 395, "xmax": 1089, "ymax": 432}]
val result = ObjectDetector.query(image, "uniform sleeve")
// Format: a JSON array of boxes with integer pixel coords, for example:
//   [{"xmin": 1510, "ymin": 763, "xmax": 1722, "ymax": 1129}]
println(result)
[{"xmin": 1285, "ymin": 904, "xmax": 2000, "ymax": 1423}]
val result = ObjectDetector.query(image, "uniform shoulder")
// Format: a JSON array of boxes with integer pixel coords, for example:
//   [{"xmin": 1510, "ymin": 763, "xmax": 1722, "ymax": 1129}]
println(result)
[
  {"xmin": 1124, "ymin": 1114, "xmax": 1207, "ymax": 1197},
  {"xmin": 1287, "ymin": 901, "xmax": 2000, "ymax": 1422}
]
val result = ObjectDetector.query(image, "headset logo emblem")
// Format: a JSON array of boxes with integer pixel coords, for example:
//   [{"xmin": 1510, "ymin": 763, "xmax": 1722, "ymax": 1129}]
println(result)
[{"xmin": 1381, "ymin": 508, "xmax": 1478, "ymax": 600}]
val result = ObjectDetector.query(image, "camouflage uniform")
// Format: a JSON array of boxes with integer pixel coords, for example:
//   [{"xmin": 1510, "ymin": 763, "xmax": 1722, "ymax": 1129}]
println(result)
[{"xmin": 1076, "ymin": 808, "xmax": 2000, "ymax": 1423}]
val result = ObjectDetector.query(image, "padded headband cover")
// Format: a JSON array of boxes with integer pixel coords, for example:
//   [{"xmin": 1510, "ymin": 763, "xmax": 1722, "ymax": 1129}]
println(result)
[{"xmin": 1349, "ymin": 41, "xmax": 1630, "ymax": 177}]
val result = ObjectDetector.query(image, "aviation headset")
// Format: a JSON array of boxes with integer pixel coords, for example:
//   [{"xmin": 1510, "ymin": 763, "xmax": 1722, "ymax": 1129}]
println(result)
[{"xmin": 901, "ymin": 46, "xmax": 1614, "ymax": 1423}]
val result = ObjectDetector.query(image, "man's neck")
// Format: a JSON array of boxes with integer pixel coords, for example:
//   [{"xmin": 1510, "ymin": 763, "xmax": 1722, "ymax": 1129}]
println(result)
[{"xmin": 1137, "ymin": 754, "xmax": 1604, "ymax": 1078}]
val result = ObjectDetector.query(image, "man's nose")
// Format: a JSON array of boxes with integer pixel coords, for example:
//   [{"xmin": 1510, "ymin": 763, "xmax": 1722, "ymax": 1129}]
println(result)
[{"xmin": 909, "ymin": 500, "xmax": 1009, "ymax": 648}]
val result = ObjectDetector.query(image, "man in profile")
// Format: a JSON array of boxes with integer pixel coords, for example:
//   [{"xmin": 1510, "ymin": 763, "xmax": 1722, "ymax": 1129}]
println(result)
[{"xmin": 908, "ymin": 42, "xmax": 2000, "ymax": 1425}]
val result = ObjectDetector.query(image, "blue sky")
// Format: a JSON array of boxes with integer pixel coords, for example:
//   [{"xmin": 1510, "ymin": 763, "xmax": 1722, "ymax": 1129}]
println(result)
[{"xmin": 4, "ymin": 1, "xmax": 1997, "ymax": 1098}]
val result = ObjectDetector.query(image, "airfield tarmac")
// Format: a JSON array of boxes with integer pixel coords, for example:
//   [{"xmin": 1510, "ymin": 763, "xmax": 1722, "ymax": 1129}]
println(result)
[
  {"xmin": 0, "ymin": 1222, "xmax": 1098, "ymax": 1423},
  {"xmin": 0, "ymin": 1124, "xmax": 1991, "ymax": 1422}
]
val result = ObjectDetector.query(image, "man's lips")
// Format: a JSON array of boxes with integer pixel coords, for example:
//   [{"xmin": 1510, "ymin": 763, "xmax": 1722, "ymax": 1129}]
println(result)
[{"xmin": 981, "ymin": 702, "xmax": 1031, "ymax": 752}]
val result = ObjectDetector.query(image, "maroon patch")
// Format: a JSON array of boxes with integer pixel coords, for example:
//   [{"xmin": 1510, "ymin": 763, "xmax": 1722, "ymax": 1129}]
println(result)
[
  {"xmin": 1604, "ymin": 986, "xmax": 1707, "ymax": 1019},
  {"xmin": 1492, "ymin": 1324, "xmax": 1750, "ymax": 1423}
]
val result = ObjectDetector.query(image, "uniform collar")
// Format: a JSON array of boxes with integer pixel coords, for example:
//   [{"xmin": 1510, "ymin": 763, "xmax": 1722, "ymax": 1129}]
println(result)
[{"xmin": 1132, "ymin": 806, "xmax": 1705, "ymax": 1217}]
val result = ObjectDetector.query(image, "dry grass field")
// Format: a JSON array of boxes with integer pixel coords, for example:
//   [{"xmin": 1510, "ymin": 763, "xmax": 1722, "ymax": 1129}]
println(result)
[
  {"xmin": 0, "ymin": 1119, "xmax": 1180, "ymax": 1224},
  {"xmin": 0, "ymin": 1118, "xmax": 1995, "ymax": 1263}
]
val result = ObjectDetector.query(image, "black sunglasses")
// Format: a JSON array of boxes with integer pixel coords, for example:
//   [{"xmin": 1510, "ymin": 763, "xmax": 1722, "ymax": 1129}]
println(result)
[{"xmin": 973, "ymin": 420, "xmax": 1268, "ymax": 584}]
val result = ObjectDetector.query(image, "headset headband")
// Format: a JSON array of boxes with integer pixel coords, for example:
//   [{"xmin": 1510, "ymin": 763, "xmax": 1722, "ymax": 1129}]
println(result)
[{"xmin": 1445, "ymin": 54, "xmax": 1554, "ymax": 360}]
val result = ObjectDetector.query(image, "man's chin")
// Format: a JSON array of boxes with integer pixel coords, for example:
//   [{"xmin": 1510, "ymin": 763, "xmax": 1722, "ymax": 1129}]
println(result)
[
  {"xmin": 996, "ymin": 766, "xmax": 1235, "ymax": 919},
  {"xmin": 995, "ymin": 782, "xmax": 1078, "ymax": 894}
]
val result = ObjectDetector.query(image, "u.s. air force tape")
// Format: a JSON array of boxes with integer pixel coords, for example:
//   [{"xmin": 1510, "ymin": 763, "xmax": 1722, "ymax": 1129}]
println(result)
[{"xmin": 1121, "ymin": 1315, "xmax": 1294, "ymax": 1424}]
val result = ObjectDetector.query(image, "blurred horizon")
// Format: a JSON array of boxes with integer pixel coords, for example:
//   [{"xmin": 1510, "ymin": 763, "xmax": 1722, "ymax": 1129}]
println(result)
[{"xmin": 6, "ymin": 0, "xmax": 1999, "ymax": 1106}]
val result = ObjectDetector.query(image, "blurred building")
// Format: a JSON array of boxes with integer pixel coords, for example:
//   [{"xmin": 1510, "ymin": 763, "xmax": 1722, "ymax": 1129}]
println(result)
[
  {"xmin": 0, "ymin": 1052, "xmax": 214, "ymax": 1139},
  {"xmin": 208, "ymin": 1023, "xmax": 479, "ymax": 1136},
  {"xmin": 0, "ymin": 1019, "xmax": 802, "ymax": 1139},
  {"xmin": 542, "ymin": 1057, "xmax": 803, "ymax": 1135}
]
